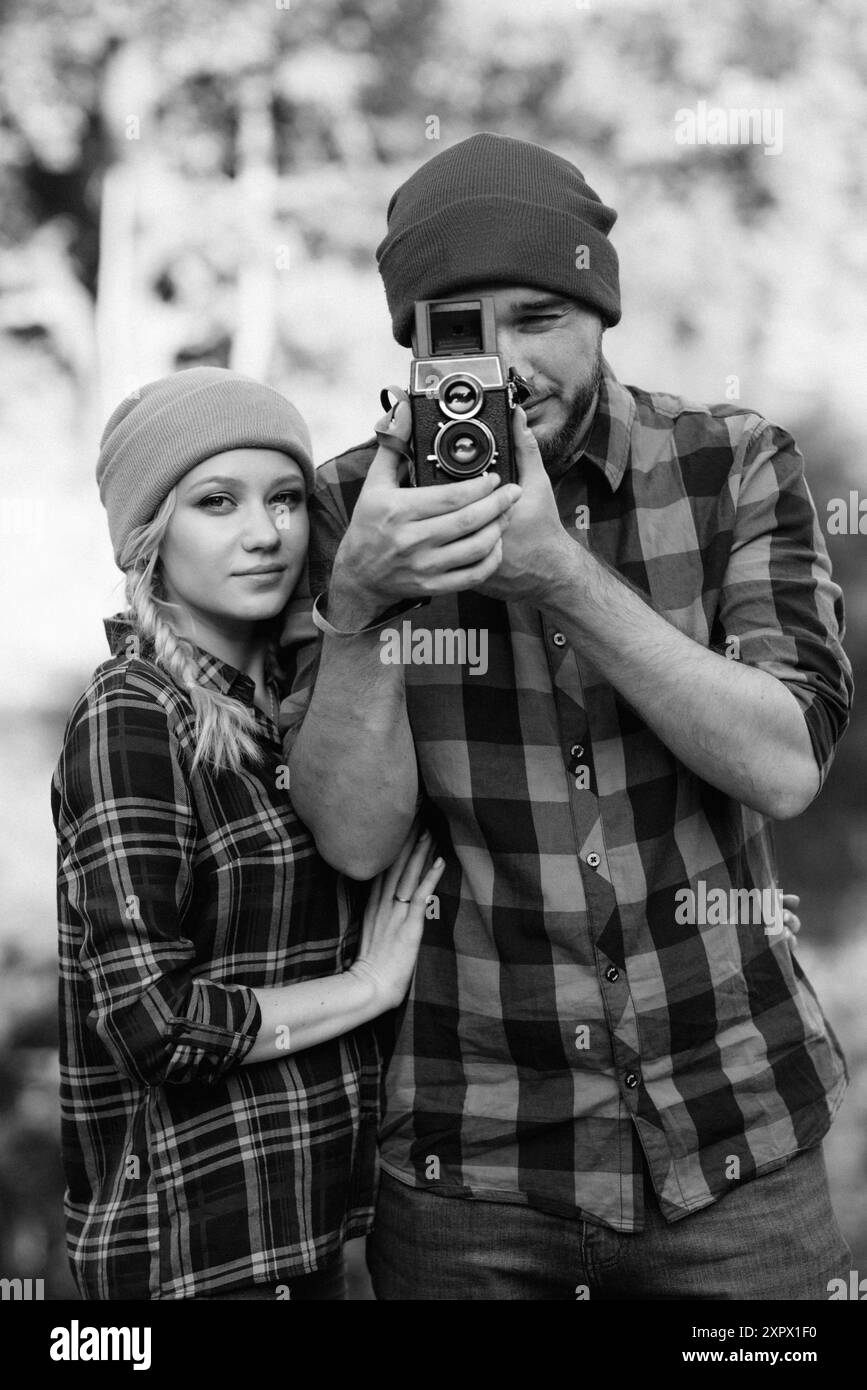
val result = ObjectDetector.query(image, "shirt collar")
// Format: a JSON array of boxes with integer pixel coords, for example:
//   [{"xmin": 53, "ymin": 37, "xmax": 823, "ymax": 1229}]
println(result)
[
  {"xmin": 103, "ymin": 612, "xmax": 265, "ymax": 708},
  {"xmin": 545, "ymin": 355, "xmax": 635, "ymax": 493}
]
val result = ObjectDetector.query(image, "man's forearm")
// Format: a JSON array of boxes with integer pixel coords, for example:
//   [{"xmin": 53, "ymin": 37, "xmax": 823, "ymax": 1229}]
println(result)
[
  {"xmin": 288, "ymin": 581, "xmax": 418, "ymax": 879},
  {"xmin": 546, "ymin": 540, "xmax": 820, "ymax": 819}
]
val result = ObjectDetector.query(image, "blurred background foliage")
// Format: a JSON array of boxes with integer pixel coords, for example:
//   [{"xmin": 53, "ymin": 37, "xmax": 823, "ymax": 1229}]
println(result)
[{"xmin": 0, "ymin": 0, "xmax": 864, "ymax": 1299}]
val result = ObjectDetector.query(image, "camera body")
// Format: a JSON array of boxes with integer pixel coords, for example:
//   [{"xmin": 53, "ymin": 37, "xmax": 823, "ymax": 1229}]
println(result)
[{"xmin": 408, "ymin": 296, "xmax": 526, "ymax": 487}]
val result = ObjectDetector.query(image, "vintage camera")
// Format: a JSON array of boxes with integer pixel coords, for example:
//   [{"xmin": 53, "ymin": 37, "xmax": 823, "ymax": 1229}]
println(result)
[{"xmin": 407, "ymin": 296, "xmax": 528, "ymax": 487}]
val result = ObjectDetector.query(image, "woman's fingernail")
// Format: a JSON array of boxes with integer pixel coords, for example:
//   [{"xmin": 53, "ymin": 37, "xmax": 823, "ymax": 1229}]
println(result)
[{"xmin": 433, "ymin": 856, "xmax": 444, "ymax": 868}]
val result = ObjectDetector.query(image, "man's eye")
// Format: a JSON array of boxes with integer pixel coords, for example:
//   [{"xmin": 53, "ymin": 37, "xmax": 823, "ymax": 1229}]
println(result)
[{"xmin": 516, "ymin": 314, "xmax": 558, "ymax": 332}]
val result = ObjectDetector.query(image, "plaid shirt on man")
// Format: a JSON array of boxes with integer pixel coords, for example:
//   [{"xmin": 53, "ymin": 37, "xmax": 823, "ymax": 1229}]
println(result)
[
  {"xmin": 53, "ymin": 618, "xmax": 379, "ymax": 1299},
  {"xmin": 283, "ymin": 360, "xmax": 852, "ymax": 1232}
]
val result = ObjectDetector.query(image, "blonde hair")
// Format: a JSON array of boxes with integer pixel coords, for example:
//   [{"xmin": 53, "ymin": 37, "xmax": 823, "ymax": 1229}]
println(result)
[{"xmin": 119, "ymin": 488, "xmax": 264, "ymax": 775}]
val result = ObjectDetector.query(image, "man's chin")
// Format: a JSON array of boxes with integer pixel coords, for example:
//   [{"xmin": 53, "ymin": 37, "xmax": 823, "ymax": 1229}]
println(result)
[
  {"xmin": 536, "ymin": 385, "xmax": 601, "ymax": 467},
  {"xmin": 527, "ymin": 406, "xmax": 565, "ymax": 449},
  {"xmin": 534, "ymin": 418, "xmax": 577, "ymax": 466}
]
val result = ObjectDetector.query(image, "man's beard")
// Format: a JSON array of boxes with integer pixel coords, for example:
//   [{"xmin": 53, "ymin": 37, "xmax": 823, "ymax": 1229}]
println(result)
[{"xmin": 536, "ymin": 338, "xmax": 603, "ymax": 468}]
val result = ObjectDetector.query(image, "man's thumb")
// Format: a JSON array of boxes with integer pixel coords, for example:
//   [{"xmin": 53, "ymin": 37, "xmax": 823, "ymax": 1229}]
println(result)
[
  {"xmin": 514, "ymin": 406, "xmax": 545, "ymax": 479},
  {"xmin": 371, "ymin": 398, "xmax": 412, "ymax": 482}
]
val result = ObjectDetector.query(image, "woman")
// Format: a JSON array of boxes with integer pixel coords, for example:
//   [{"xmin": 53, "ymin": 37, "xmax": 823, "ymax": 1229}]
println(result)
[{"xmin": 52, "ymin": 367, "xmax": 442, "ymax": 1300}]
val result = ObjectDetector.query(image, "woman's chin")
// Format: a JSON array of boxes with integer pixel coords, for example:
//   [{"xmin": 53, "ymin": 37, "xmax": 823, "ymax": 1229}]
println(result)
[
  {"xmin": 246, "ymin": 599, "xmax": 294, "ymax": 624},
  {"xmin": 209, "ymin": 596, "xmax": 292, "ymax": 628}
]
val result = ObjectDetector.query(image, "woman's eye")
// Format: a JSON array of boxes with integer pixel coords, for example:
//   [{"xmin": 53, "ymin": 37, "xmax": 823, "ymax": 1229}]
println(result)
[
  {"xmin": 271, "ymin": 492, "xmax": 302, "ymax": 509},
  {"xmin": 198, "ymin": 494, "xmax": 234, "ymax": 512}
]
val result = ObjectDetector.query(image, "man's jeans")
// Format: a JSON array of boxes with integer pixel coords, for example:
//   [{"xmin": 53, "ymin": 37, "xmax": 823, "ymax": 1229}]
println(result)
[{"xmin": 367, "ymin": 1145, "xmax": 851, "ymax": 1300}]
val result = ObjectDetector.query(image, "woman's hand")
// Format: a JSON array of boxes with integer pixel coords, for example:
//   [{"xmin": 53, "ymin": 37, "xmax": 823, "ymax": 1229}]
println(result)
[{"xmin": 349, "ymin": 825, "xmax": 445, "ymax": 1011}]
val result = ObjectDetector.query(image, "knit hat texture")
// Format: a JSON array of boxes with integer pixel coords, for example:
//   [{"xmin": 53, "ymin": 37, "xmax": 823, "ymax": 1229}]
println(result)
[
  {"xmin": 96, "ymin": 367, "xmax": 314, "ymax": 567},
  {"xmin": 377, "ymin": 132, "xmax": 621, "ymax": 347}
]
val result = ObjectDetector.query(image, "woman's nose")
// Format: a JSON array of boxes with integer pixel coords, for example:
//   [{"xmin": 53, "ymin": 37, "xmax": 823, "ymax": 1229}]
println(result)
[{"xmin": 241, "ymin": 505, "xmax": 282, "ymax": 549}]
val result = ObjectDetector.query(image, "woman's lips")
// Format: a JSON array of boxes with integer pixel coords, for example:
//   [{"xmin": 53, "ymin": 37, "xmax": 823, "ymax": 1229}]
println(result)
[{"xmin": 234, "ymin": 566, "xmax": 287, "ymax": 580}]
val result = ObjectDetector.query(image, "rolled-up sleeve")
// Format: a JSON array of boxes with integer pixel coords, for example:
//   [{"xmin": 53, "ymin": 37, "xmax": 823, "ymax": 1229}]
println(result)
[
  {"xmin": 718, "ymin": 421, "xmax": 854, "ymax": 789},
  {"xmin": 53, "ymin": 676, "xmax": 261, "ymax": 1086}
]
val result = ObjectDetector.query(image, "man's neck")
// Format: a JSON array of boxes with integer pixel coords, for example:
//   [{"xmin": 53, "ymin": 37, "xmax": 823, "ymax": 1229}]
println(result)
[{"xmin": 570, "ymin": 388, "xmax": 600, "ymax": 459}]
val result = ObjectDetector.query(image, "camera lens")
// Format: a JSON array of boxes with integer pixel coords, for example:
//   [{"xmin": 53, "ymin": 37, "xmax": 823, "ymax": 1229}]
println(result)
[
  {"xmin": 437, "ymin": 373, "xmax": 483, "ymax": 419},
  {"xmin": 450, "ymin": 434, "xmax": 481, "ymax": 466},
  {"xmin": 442, "ymin": 380, "xmax": 477, "ymax": 415},
  {"xmin": 434, "ymin": 419, "xmax": 496, "ymax": 477}
]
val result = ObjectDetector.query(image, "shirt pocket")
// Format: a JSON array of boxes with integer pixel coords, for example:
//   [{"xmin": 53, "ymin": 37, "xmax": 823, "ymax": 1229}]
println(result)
[{"xmin": 199, "ymin": 851, "xmax": 293, "ymax": 983}]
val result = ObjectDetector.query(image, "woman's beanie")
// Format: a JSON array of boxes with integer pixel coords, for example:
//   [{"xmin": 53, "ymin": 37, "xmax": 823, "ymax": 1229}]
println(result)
[
  {"xmin": 376, "ymin": 132, "xmax": 621, "ymax": 347},
  {"xmin": 96, "ymin": 367, "xmax": 315, "ymax": 567}
]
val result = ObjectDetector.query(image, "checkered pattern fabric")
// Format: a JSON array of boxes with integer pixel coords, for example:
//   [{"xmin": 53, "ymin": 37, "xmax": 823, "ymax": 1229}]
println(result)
[
  {"xmin": 53, "ymin": 619, "xmax": 379, "ymax": 1298},
  {"xmin": 283, "ymin": 360, "xmax": 853, "ymax": 1232}
]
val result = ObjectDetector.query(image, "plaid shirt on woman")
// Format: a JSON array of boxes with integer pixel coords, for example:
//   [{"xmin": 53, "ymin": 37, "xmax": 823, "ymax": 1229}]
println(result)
[
  {"xmin": 282, "ymin": 360, "xmax": 852, "ymax": 1232},
  {"xmin": 53, "ymin": 618, "xmax": 379, "ymax": 1299}
]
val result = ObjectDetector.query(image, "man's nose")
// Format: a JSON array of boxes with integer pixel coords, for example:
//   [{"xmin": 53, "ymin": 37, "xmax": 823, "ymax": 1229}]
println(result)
[{"xmin": 495, "ymin": 327, "xmax": 534, "ymax": 381}]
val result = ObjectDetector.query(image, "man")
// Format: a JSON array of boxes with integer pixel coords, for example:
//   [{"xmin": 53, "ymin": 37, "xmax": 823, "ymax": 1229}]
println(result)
[{"xmin": 283, "ymin": 133, "xmax": 853, "ymax": 1300}]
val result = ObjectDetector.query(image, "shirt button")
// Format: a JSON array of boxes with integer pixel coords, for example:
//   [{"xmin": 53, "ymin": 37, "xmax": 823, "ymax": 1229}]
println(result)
[
  {"xmin": 552, "ymin": 632, "xmax": 567, "ymax": 647},
  {"xmin": 605, "ymin": 965, "xmax": 620, "ymax": 982},
  {"xmin": 624, "ymin": 1071, "xmax": 640, "ymax": 1089},
  {"xmin": 586, "ymin": 852, "xmax": 601, "ymax": 868},
  {"xmin": 571, "ymin": 744, "xmax": 584, "ymax": 758}
]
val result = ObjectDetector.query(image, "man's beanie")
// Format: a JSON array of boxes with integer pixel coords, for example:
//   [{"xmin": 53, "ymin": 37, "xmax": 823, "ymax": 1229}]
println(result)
[
  {"xmin": 376, "ymin": 132, "xmax": 621, "ymax": 347},
  {"xmin": 96, "ymin": 366, "xmax": 315, "ymax": 567}
]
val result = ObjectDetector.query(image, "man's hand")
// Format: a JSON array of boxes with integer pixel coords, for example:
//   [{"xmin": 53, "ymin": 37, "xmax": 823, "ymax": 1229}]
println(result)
[
  {"xmin": 327, "ymin": 398, "xmax": 523, "ymax": 629},
  {"xmin": 476, "ymin": 405, "xmax": 574, "ymax": 604}
]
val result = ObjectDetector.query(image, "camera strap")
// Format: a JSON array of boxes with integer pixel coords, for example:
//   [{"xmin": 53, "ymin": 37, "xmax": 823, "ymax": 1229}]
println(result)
[{"xmin": 375, "ymin": 385, "xmax": 413, "ymax": 462}]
